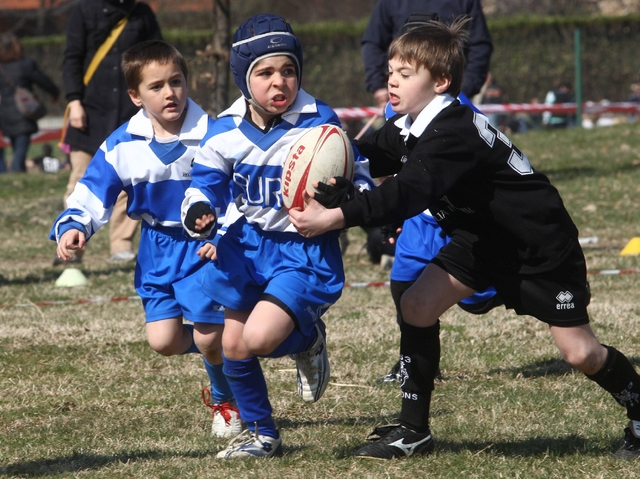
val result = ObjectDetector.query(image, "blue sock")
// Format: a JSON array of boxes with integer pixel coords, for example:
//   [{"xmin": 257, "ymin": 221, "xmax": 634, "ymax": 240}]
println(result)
[
  {"xmin": 222, "ymin": 354, "xmax": 279, "ymax": 439},
  {"xmin": 202, "ymin": 357, "xmax": 233, "ymax": 404},
  {"xmin": 263, "ymin": 328, "xmax": 315, "ymax": 358},
  {"xmin": 180, "ymin": 323, "xmax": 200, "ymax": 354}
]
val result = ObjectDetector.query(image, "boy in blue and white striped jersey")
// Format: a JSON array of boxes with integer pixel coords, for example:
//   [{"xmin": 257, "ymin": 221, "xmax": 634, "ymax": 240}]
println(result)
[
  {"xmin": 50, "ymin": 40, "xmax": 241, "ymax": 438},
  {"xmin": 182, "ymin": 14, "xmax": 375, "ymax": 459}
]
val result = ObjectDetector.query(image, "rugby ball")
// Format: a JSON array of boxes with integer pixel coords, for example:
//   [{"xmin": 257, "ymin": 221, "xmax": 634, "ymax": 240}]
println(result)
[{"xmin": 281, "ymin": 124, "xmax": 354, "ymax": 211}]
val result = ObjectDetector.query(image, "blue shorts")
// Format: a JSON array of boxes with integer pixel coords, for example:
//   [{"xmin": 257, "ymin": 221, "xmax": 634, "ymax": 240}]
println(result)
[
  {"xmin": 391, "ymin": 213, "xmax": 498, "ymax": 305},
  {"xmin": 135, "ymin": 224, "xmax": 224, "ymax": 324},
  {"xmin": 200, "ymin": 217, "xmax": 344, "ymax": 336}
]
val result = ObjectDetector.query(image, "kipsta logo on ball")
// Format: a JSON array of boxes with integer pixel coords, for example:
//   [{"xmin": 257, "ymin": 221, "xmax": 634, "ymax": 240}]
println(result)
[{"xmin": 281, "ymin": 124, "xmax": 354, "ymax": 211}]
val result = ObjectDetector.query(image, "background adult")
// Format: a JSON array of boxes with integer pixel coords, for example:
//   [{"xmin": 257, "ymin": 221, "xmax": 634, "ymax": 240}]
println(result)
[
  {"xmin": 362, "ymin": 0, "xmax": 493, "ymax": 109},
  {"xmin": 0, "ymin": 32, "xmax": 59, "ymax": 173},
  {"xmin": 58, "ymin": 0, "xmax": 162, "ymax": 264},
  {"xmin": 542, "ymin": 81, "xmax": 575, "ymax": 129}
]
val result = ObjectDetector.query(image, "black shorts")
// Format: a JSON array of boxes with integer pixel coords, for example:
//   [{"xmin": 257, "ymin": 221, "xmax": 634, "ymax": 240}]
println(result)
[{"xmin": 431, "ymin": 237, "xmax": 590, "ymax": 327}]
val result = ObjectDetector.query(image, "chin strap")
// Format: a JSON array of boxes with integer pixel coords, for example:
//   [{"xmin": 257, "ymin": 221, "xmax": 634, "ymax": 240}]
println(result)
[{"xmin": 247, "ymin": 97, "xmax": 274, "ymax": 117}]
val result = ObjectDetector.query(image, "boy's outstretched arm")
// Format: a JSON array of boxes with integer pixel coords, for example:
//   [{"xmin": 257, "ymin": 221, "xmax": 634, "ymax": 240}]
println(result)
[
  {"xmin": 56, "ymin": 229, "xmax": 86, "ymax": 261},
  {"xmin": 288, "ymin": 193, "xmax": 345, "ymax": 238}
]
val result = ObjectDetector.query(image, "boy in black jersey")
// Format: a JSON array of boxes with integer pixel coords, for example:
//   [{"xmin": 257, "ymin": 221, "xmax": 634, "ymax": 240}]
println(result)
[{"xmin": 289, "ymin": 16, "xmax": 640, "ymax": 460}]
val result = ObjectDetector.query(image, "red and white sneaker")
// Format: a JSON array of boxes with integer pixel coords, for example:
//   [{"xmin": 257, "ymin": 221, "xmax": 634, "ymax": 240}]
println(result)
[{"xmin": 202, "ymin": 388, "xmax": 243, "ymax": 438}]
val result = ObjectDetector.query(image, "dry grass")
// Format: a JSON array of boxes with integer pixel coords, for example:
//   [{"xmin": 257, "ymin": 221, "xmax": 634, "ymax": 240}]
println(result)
[{"xmin": 3, "ymin": 123, "xmax": 640, "ymax": 477}]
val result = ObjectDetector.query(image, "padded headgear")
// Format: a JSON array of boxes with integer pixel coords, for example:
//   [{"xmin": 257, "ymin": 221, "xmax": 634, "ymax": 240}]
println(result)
[{"xmin": 230, "ymin": 14, "xmax": 303, "ymax": 100}]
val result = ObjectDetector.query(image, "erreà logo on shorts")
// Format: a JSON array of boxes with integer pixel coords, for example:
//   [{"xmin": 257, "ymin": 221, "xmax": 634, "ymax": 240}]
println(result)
[{"xmin": 556, "ymin": 291, "xmax": 575, "ymax": 310}]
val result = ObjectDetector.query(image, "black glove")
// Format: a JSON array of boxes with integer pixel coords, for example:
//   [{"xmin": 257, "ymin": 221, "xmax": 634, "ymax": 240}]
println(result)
[
  {"xmin": 380, "ymin": 221, "xmax": 404, "ymax": 243},
  {"xmin": 314, "ymin": 176, "xmax": 355, "ymax": 208},
  {"xmin": 184, "ymin": 202, "xmax": 215, "ymax": 232}
]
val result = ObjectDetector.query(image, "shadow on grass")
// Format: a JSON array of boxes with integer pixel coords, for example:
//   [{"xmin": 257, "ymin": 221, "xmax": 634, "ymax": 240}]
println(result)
[
  {"xmin": 0, "ymin": 263, "xmax": 136, "ymax": 287},
  {"xmin": 0, "ymin": 443, "xmax": 309, "ymax": 476},
  {"xmin": 541, "ymin": 166, "xmax": 598, "ymax": 182},
  {"xmin": 0, "ymin": 449, "xmax": 205, "ymax": 477},
  {"xmin": 0, "ymin": 430, "xmax": 622, "ymax": 472},
  {"xmin": 542, "ymin": 160, "xmax": 639, "ymax": 182},
  {"xmin": 486, "ymin": 355, "xmax": 640, "ymax": 379},
  {"xmin": 332, "ymin": 434, "xmax": 622, "ymax": 459}
]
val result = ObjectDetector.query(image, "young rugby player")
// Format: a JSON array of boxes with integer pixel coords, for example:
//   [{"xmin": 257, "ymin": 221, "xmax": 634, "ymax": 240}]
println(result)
[
  {"xmin": 181, "ymin": 14, "xmax": 375, "ymax": 459},
  {"xmin": 50, "ymin": 40, "xmax": 241, "ymax": 438},
  {"xmin": 290, "ymin": 17, "xmax": 640, "ymax": 460}
]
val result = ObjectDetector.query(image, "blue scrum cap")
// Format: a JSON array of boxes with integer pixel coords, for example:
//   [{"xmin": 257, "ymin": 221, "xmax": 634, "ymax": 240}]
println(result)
[{"xmin": 230, "ymin": 14, "xmax": 303, "ymax": 100}]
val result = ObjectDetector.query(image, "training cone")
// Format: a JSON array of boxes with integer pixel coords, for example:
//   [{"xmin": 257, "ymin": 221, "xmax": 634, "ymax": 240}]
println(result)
[
  {"xmin": 620, "ymin": 237, "xmax": 640, "ymax": 256},
  {"xmin": 55, "ymin": 268, "xmax": 89, "ymax": 287}
]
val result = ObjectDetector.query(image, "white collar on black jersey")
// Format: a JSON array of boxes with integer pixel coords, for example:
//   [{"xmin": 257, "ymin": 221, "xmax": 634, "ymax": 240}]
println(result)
[
  {"xmin": 126, "ymin": 98, "xmax": 209, "ymax": 141},
  {"xmin": 394, "ymin": 93, "xmax": 455, "ymax": 142},
  {"xmin": 219, "ymin": 88, "xmax": 318, "ymax": 125}
]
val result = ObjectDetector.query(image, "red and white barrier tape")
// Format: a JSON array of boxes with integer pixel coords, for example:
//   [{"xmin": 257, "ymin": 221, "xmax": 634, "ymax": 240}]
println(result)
[
  {"xmin": 334, "ymin": 102, "xmax": 640, "ymax": 120},
  {"xmin": 6, "ymin": 101, "xmax": 638, "ymax": 148},
  {"xmin": 344, "ymin": 281, "xmax": 390, "ymax": 288},
  {"xmin": 586, "ymin": 268, "xmax": 640, "ymax": 276},
  {"xmin": 1, "ymin": 270, "xmax": 637, "ymax": 309},
  {"xmin": 0, "ymin": 129, "xmax": 63, "ymax": 148}
]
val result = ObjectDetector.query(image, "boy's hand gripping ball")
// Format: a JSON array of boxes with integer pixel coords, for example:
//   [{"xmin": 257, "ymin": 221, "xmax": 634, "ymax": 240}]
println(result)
[{"xmin": 281, "ymin": 124, "xmax": 354, "ymax": 211}]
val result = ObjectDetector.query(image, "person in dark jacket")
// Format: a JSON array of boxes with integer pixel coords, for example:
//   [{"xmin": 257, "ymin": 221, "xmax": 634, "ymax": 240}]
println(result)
[
  {"xmin": 362, "ymin": 0, "xmax": 492, "ymax": 109},
  {"xmin": 58, "ymin": 0, "xmax": 162, "ymax": 264},
  {"xmin": 0, "ymin": 33, "xmax": 59, "ymax": 173}
]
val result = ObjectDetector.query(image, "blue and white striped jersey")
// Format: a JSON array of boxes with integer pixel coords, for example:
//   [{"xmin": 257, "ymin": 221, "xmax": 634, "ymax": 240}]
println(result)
[
  {"xmin": 182, "ymin": 89, "xmax": 375, "ymax": 237},
  {"xmin": 50, "ymin": 99, "xmax": 214, "ymax": 242}
]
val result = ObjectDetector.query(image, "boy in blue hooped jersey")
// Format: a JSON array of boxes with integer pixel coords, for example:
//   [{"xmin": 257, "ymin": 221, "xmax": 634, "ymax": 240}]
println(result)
[
  {"xmin": 182, "ymin": 14, "xmax": 375, "ymax": 459},
  {"xmin": 50, "ymin": 40, "xmax": 242, "ymax": 438}
]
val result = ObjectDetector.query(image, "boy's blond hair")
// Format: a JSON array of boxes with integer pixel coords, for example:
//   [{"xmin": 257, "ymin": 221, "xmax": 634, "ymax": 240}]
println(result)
[
  {"xmin": 389, "ymin": 16, "xmax": 470, "ymax": 97},
  {"xmin": 121, "ymin": 40, "xmax": 188, "ymax": 92}
]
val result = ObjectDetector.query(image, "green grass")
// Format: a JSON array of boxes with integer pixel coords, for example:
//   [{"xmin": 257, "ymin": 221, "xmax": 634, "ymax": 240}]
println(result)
[{"xmin": 3, "ymin": 123, "xmax": 640, "ymax": 477}]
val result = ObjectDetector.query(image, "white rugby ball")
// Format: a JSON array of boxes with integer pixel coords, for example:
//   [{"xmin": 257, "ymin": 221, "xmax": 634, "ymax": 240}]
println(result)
[{"xmin": 281, "ymin": 124, "xmax": 354, "ymax": 211}]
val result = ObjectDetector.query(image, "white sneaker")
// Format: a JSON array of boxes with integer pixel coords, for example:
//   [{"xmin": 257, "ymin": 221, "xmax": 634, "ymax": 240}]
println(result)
[
  {"xmin": 380, "ymin": 253, "xmax": 394, "ymax": 270},
  {"xmin": 202, "ymin": 388, "xmax": 243, "ymax": 438},
  {"xmin": 109, "ymin": 250, "xmax": 136, "ymax": 263},
  {"xmin": 216, "ymin": 429, "xmax": 282, "ymax": 459},
  {"xmin": 290, "ymin": 320, "xmax": 330, "ymax": 402}
]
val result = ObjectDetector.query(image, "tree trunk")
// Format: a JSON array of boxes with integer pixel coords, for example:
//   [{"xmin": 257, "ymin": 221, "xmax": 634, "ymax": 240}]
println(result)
[
  {"xmin": 210, "ymin": 0, "xmax": 230, "ymax": 115},
  {"xmin": 37, "ymin": 0, "xmax": 47, "ymax": 36}
]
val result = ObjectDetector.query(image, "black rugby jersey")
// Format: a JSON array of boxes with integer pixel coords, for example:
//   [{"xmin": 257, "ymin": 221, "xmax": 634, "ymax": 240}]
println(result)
[{"xmin": 345, "ymin": 99, "xmax": 579, "ymax": 275}]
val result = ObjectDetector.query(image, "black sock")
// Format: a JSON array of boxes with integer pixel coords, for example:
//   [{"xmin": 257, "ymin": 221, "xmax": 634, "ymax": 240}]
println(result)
[
  {"xmin": 586, "ymin": 345, "xmax": 640, "ymax": 420},
  {"xmin": 397, "ymin": 320, "xmax": 440, "ymax": 432},
  {"xmin": 390, "ymin": 279, "xmax": 415, "ymax": 327}
]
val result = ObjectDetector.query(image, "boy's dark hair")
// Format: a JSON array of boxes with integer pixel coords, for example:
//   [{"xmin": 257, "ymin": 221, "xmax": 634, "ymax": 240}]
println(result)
[
  {"xmin": 121, "ymin": 40, "xmax": 188, "ymax": 91},
  {"xmin": 389, "ymin": 16, "xmax": 470, "ymax": 97}
]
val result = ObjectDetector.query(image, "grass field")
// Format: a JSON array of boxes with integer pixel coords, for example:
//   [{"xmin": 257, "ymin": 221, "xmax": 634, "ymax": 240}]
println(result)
[{"xmin": 2, "ymin": 122, "xmax": 640, "ymax": 478}]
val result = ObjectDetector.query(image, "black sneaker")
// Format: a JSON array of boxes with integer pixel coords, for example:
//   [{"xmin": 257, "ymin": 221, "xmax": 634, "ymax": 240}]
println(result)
[
  {"xmin": 614, "ymin": 420, "xmax": 640, "ymax": 460},
  {"xmin": 375, "ymin": 361, "xmax": 442, "ymax": 384},
  {"xmin": 354, "ymin": 424, "xmax": 435, "ymax": 459},
  {"xmin": 375, "ymin": 360, "xmax": 401, "ymax": 384}
]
